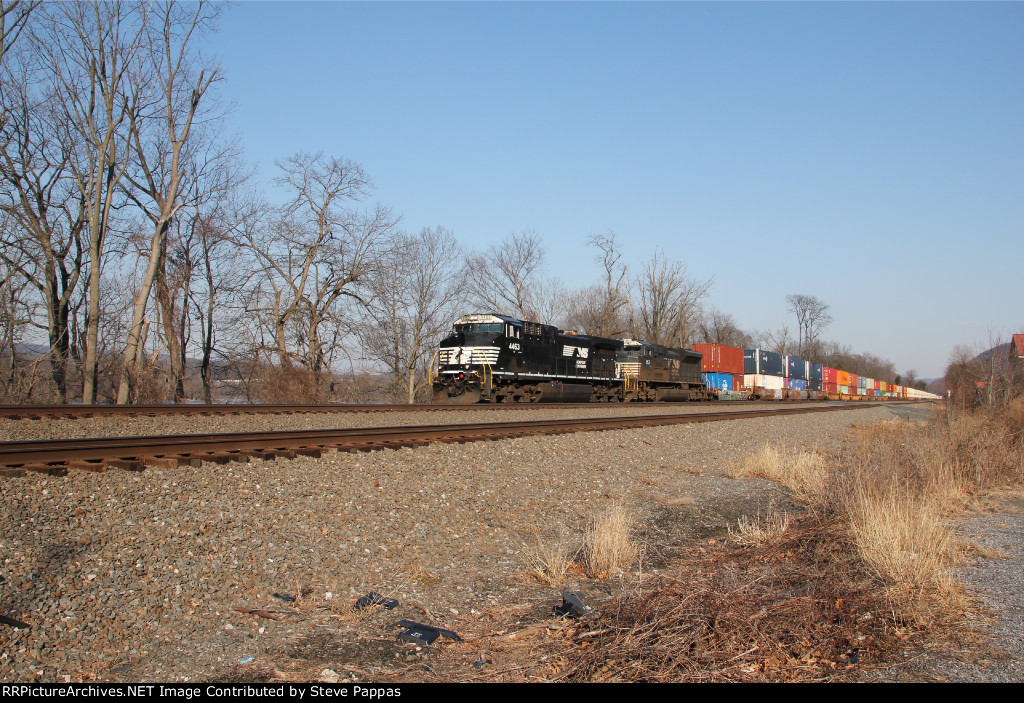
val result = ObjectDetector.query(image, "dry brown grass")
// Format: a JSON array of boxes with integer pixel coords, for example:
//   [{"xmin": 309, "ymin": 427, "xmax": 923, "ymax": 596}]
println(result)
[
  {"xmin": 583, "ymin": 502, "xmax": 642, "ymax": 578},
  {"xmin": 847, "ymin": 487, "xmax": 962, "ymax": 621},
  {"xmin": 727, "ymin": 502, "xmax": 792, "ymax": 546},
  {"xmin": 725, "ymin": 403, "xmax": 1024, "ymax": 626},
  {"xmin": 728, "ymin": 444, "xmax": 829, "ymax": 505},
  {"xmin": 518, "ymin": 531, "xmax": 579, "ymax": 587}
]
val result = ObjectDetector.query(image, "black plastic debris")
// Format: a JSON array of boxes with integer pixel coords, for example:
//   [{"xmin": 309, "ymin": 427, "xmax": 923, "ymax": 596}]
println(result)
[
  {"xmin": 354, "ymin": 591, "xmax": 398, "ymax": 610},
  {"xmin": 271, "ymin": 592, "xmax": 296, "ymax": 602},
  {"xmin": 396, "ymin": 620, "xmax": 463, "ymax": 646},
  {"xmin": 0, "ymin": 613, "xmax": 29, "ymax": 629},
  {"xmin": 554, "ymin": 591, "xmax": 595, "ymax": 619},
  {"xmin": 839, "ymin": 648, "xmax": 860, "ymax": 665}
]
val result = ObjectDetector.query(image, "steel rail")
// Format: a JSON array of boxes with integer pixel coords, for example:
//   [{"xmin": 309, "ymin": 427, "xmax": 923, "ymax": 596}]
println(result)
[
  {"xmin": 0, "ymin": 403, "xmax": 884, "ymax": 471},
  {"xmin": 0, "ymin": 402, "xmax": 520, "ymax": 418},
  {"xmin": 0, "ymin": 398, "xmax": 905, "ymax": 420}
]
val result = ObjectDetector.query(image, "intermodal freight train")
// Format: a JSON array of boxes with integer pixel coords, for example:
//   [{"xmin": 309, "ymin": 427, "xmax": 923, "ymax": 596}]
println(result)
[{"xmin": 430, "ymin": 313, "xmax": 943, "ymax": 404}]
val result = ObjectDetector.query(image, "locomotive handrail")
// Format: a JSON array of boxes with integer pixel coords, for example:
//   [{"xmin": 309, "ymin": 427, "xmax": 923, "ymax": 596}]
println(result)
[
  {"xmin": 427, "ymin": 350, "xmax": 440, "ymax": 386},
  {"xmin": 481, "ymin": 362, "xmax": 494, "ymax": 401},
  {"xmin": 623, "ymin": 370, "xmax": 639, "ymax": 394}
]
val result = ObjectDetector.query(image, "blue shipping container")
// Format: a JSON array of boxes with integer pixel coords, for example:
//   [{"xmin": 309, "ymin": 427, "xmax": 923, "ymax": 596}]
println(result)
[
  {"xmin": 808, "ymin": 363, "xmax": 823, "ymax": 383},
  {"xmin": 787, "ymin": 378, "xmax": 807, "ymax": 391},
  {"xmin": 744, "ymin": 349, "xmax": 785, "ymax": 376},
  {"xmin": 702, "ymin": 372, "xmax": 732, "ymax": 391},
  {"xmin": 785, "ymin": 356, "xmax": 808, "ymax": 379}
]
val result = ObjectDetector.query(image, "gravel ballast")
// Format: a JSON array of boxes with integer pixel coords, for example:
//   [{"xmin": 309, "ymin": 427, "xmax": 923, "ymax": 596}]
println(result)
[{"xmin": 0, "ymin": 404, "xmax": 954, "ymax": 682}]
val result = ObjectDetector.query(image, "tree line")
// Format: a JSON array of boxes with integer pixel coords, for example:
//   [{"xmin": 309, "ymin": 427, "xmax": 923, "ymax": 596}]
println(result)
[{"xmin": 0, "ymin": 1, "xmax": 916, "ymax": 405}]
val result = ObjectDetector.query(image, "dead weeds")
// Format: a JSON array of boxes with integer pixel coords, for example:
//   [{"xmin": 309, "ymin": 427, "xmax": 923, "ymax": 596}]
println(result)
[{"xmin": 546, "ymin": 514, "xmax": 930, "ymax": 682}]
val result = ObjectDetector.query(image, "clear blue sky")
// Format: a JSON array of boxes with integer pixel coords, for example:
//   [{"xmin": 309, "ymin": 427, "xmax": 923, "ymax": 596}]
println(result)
[{"xmin": 205, "ymin": 1, "xmax": 1023, "ymax": 378}]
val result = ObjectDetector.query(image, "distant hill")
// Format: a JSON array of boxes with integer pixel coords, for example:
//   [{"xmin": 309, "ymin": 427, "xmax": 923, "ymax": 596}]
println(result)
[{"xmin": 975, "ymin": 342, "xmax": 1014, "ymax": 367}]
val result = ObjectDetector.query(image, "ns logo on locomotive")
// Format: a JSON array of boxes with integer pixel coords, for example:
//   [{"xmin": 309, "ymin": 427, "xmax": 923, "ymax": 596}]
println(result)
[{"xmin": 430, "ymin": 314, "xmax": 709, "ymax": 404}]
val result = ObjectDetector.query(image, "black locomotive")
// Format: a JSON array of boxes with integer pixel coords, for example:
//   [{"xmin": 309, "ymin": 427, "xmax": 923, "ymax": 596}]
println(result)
[{"xmin": 430, "ymin": 314, "xmax": 708, "ymax": 403}]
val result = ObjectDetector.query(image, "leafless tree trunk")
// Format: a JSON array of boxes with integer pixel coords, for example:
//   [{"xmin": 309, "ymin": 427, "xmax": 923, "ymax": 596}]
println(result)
[
  {"xmin": 632, "ymin": 249, "xmax": 712, "ymax": 347},
  {"xmin": 786, "ymin": 294, "xmax": 832, "ymax": 359},
  {"xmin": 755, "ymin": 324, "xmax": 793, "ymax": 356},
  {"xmin": 0, "ymin": 59, "xmax": 86, "ymax": 401},
  {"xmin": 116, "ymin": 0, "xmax": 220, "ymax": 404},
  {"xmin": 239, "ymin": 152, "xmax": 397, "ymax": 380},
  {"xmin": 588, "ymin": 231, "xmax": 630, "ymax": 336},
  {"xmin": 36, "ymin": 0, "xmax": 145, "ymax": 403},
  {"xmin": 181, "ymin": 177, "xmax": 255, "ymax": 403},
  {"xmin": 564, "ymin": 231, "xmax": 631, "ymax": 336},
  {"xmin": 0, "ymin": 248, "xmax": 33, "ymax": 398},
  {"xmin": 360, "ymin": 226, "xmax": 464, "ymax": 403},
  {"xmin": 464, "ymin": 230, "xmax": 545, "ymax": 320}
]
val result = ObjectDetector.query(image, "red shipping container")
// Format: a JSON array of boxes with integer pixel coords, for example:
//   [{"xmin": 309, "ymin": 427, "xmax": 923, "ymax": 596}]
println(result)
[
  {"xmin": 824, "ymin": 382, "xmax": 839, "ymax": 394},
  {"xmin": 873, "ymin": 379, "xmax": 880, "ymax": 390},
  {"xmin": 849, "ymin": 373, "xmax": 858, "ymax": 388},
  {"xmin": 732, "ymin": 374, "xmax": 745, "ymax": 390},
  {"xmin": 692, "ymin": 344, "xmax": 744, "ymax": 374},
  {"xmin": 823, "ymin": 367, "xmax": 838, "ymax": 384}
]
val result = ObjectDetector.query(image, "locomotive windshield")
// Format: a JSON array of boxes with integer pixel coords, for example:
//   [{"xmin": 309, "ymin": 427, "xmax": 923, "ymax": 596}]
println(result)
[{"xmin": 454, "ymin": 323, "xmax": 504, "ymax": 334}]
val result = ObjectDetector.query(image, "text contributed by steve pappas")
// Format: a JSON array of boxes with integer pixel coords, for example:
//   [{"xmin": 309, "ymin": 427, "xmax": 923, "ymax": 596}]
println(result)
[{"xmin": 1, "ymin": 684, "xmax": 405, "ymax": 699}]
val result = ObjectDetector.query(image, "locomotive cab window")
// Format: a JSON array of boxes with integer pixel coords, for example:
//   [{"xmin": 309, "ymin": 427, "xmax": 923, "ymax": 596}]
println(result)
[{"xmin": 455, "ymin": 323, "xmax": 503, "ymax": 334}]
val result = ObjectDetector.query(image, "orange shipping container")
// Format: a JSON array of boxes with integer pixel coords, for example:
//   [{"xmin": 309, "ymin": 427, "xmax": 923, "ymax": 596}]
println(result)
[
  {"xmin": 837, "ymin": 370, "xmax": 851, "ymax": 386},
  {"xmin": 692, "ymin": 344, "xmax": 744, "ymax": 374}
]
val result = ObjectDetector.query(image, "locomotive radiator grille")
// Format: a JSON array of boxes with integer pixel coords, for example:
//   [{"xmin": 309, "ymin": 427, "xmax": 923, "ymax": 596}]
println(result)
[{"xmin": 439, "ymin": 346, "xmax": 500, "ymax": 366}]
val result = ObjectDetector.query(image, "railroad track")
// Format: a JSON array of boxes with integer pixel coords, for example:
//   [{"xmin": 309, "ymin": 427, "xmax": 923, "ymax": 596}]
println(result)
[
  {"xmin": 0, "ymin": 398, "xmax": 899, "ymax": 420},
  {"xmin": 0, "ymin": 403, "xmax": 885, "ymax": 476}
]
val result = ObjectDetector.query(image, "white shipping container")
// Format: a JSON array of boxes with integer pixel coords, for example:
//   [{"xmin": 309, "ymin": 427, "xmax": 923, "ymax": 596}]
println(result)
[{"xmin": 744, "ymin": 374, "xmax": 785, "ymax": 390}]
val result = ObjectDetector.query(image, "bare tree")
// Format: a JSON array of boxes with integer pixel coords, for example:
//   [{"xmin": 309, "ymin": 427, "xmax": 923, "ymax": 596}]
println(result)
[
  {"xmin": 0, "ymin": 236, "xmax": 34, "ymax": 398},
  {"xmin": 239, "ymin": 152, "xmax": 397, "ymax": 381},
  {"xmin": 0, "ymin": 1, "xmax": 36, "ymax": 72},
  {"xmin": 140, "ymin": 132, "xmax": 247, "ymax": 403},
  {"xmin": 0, "ymin": 51, "xmax": 86, "ymax": 401},
  {"xmin": 180, "ymin": 174, "xmax": 257, "ymax": 403},
  {"xmin": 632, "ymin": 249, "xmax": 712, "ymax": 347},
  {"xmin": 945, "ymin": 344, "xmax": 981, "ymax": 408},
  {"xmin": 815, "ymin": 339, "xmax": 896, "ymax": 381},
  {"xmin": 696, "ymin": 307, "xmax": 753, "ymax": 348},
  {"xmin": 360, "ymin": 226, "xmax": 464, "ymax": 403},
  {"xmin": 116, "ymin": 0, "xmax": 221, "ymax": 403},
  {"xmin": 565, "ymin": 231, "xmax": 630, "ymax": 336},
  {"xmin": 34, "ymin": 0, "xmax": 146, "ymax": 403},
  {"xmin": 464, "ymin": 230, "xmax": 545, "ymax": 320},
  {"xmin": 752, "ymin": 324, "xmax": 793, "ymax": 355},
  {"xmin": 786, "ymin": 294, "xmax": 832, "ymax": 359},
  {"xmin": 903, "ymin": 368, "xmax": 918, "ymax": 389}
]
